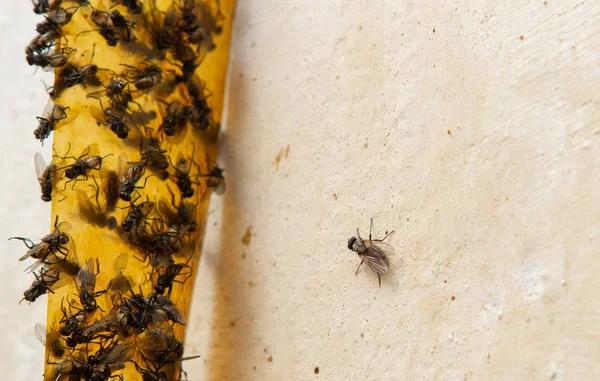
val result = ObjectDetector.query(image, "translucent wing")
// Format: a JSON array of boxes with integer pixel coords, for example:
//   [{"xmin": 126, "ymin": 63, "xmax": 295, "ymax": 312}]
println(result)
[
  {"xmin": 54, "ymin": 221, "xmax": 72, "ymax": 233},
  {"xmin": 34, "ymin": 323, "xmax": 46, "ymax": 347},
  {"xmin": 46, "ymin": 268, "xmax": 76, "ymax": 292},
  {"xmin": 362, "ymin": 245, "xmax": 389, "ymax": 274},
  {"xmin": 24, "ymin": 258, "xmax": 44, "ymax": 273},
  {"xmin": 369, "ymin": 241, "xmax": 395, "ymax": 256},
  {"xmin": 19, "ymin": 242, "xmax": 44, "ymax": 262},
  {"xmin": 90, "ymin": 105, "xmax": 106, "ymax": 124},
  {"xmin": 54, "ymin": 107, "xmax": 79, "ymax": 129},
  {"xmin": 34, "ymin": 152, "xmax": 48, "ymax": 181},
  {"xmin": 83, "ymin": 310, "xmax": 116, "ymax": 336},
  {"xmin": 118, "ymin": 153, "xmax": 128, "ymax": 179},
  {"xmin": 101, "ymin": 343, "xmax": 131, "ymax": 367},
  {"xmin": 41, "ymin": 99, "xmax": 55, "ymax": 118},
  {"xmin": 77, "ymin": 258, "xmax": 96, "ymax": 295}
]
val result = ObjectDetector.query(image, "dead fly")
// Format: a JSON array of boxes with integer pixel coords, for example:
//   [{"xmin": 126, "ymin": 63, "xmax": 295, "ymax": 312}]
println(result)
[
  {"xmin": 154, "ymin": 295, "xmax": 186, "ymax": 325},
  {"xmin": 34, "ymin": 101, "xmax": 75, "ymax": 144},
  {"xmin": 22, "ymin": 267, "xmax": 63, "ymax": 303},
  {"xmin": 145, "ymin": 0, "xmax": 179, "ymax": 51},
  {"xmin": 170, "ymin": 151, "xmax": 200, "ymax": 199},
  {"xmin": 59, "ymin": 301, "xmax": 88, "ymax": 337},
  {"xmin": 118, "ymin": 155, "xmax": 148, "ymax": 201},
  {"xmin": 35, "ymin": 6, "xmax": 77, "ymax": 36},
  {"xmin": 347, "ymin": 218, "xmax": 395, "ymax": 286},
  {"xmin": 91, "ymin": 102, "xmax": 131, "ymax": 139},
  {"xmin": 121, "ymin": 63, "xmax": 161, "ymax": 91},
  {"xmin": 59, "ymin": 49, "xmax": 101, "ymax": 90},
  {"xmin": 159, "ymin": 100, "xmax": 190, "ymax": 136},
  {"xmin": 141, "ymin": 136, "xmax": 169, "ymax": 174},
  {"xmin": 28, "ymin": 46, "xmax": 75, "ymax": 69},
  {"xmin": 32, "ymin": 0, "xmax": 63, "ymax": 14},
  {"xmin": 87, "ymin": 77, "xmax": 135, "ymax": 112},
  {"xmin": 136, "ymin": 327, "xmax": 198, "ymax": 365},
  {"xmin": 88, "ymin": 343, "xmax": 131, "ymax": 381},
  {"xmin": 153, "ymin": 262, "xmax": 192, "ymax": 295},
  {"xmin": 200, "ymin": 156, "xmax": 225, "ymax": 195},
  {"xmin": 77, "ymin": 258, "xmax": 108, "ymax": 314},
  {"xmin": 104, "ymin": 78, "xmax": 128, "ymax": 97},
  {"xmin": 185, "ymin": 77, "xmax": 213, "ymax": 131},
  {"xmin": 82, "ymin": 8, "xmax": 136, "ymax": 46},
  {"xmin": 132, "ymin": 359, "xmax": 168, "ymax": 381},
  {"xmin": 34, "ymin": 152, "xmax": 56, "ymax": 202},
  {"xmin": 54, "ymin": 145, "xmax": 112, "ymax": 190},
  {"xmin": 113, "ymin": 0, "xmax": 143, "ymax": 14},
  {"xmin": 187, "ymin": 97, "xmax": 212, "ymax": 131},
  {"xmin": 122, "ymin": 198, "xmax": 155, "ymax": 232},
  {"xmin": 49, "ymin": 356, "xmax": 93, "ymax": 380},
  {"xmin": 132, "ymin": 226, "xmax": 184, "ymax": 267},
  {"xmin": 9, "ymin": 216, "xmax": 73, "ymax": 272},
  {"xmin": 25, "ymin": 31, "xmax": 59, "ymax": 65},
  {"xmin": 178, "ymin": 0, "xmax": 223, "ymax": 49}
]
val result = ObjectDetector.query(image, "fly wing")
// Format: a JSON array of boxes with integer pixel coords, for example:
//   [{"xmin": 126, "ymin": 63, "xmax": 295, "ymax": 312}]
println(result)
[
  {"xmin": 83, "ymin": 310, "xmax": 116, "ymax": 336},
  {"xmin": 18, "ymin": 242, "xmax": 43, "ymax": 262},
  {"xmin": 34, "ymin": 323, "xmax": 46, "ymax": 347},
  {"xmin": 41, "ymin": 99, "xmax": 55, "ymax": 118},
  {"xmin": 46, "ymin": 268, "xmax": 75, "ymax": 292},
  {"xmin": 77, "ymin": 258, "xmax": 96, "ymax": 295},
  {"xmin": 370, "ymin": 241, "xmax": 395, "ymax": 256},
  {"xmin": 362, "ymin": 246, "xmax": 389, "ymax": 274},
  {"xmin": 118, "ymin": 153, "xmax": 128, "ymax": 180},
  {"xmin": 54, "ymin": 221, "xmax": 72, "ymax": 233},
  {"xmin": 101, "ymin": 343, "xmax": 131, "ymax": 367},
  {"xmin": 90, "ymin": 105, "xmax": 107, "ymax": 124},
  {"xmin": 34, "ymin": 152, "xmax": 48, "ymax": 181}
]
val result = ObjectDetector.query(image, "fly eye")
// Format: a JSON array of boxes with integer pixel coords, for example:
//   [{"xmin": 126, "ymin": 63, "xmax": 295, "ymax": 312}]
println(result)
[
  {"xmin": 60, "ymin": 234, "xmax": 69, "ymax": 244},
  {"xmin": 347, "ymin": 237, "xmax": 356, "ymax": 250}
]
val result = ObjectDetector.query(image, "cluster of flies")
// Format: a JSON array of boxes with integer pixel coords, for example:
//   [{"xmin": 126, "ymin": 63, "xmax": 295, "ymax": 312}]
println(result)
[{"xmin": 14, "ymin": 0, "xmax": 227, "ymax": 380}]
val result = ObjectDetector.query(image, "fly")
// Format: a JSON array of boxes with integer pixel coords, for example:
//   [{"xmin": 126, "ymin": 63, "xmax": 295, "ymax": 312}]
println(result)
[
  {"xmin": 118, "ymin": 154, "xmax": 148, "ymax": 201},
  {"xmin": 34, "ymin": 101, "xmax": 76, "ymax": 144},
  {"xmin": 347, "ymin": 218, "xmax": 395, "ymax": 286},
  {"xmin": 34, "ymin": 152, "xmax": 56, "ymax": 202},
  {"xmin": 200, "ymin": 155, "xmax": 225, "ymax": 195},
  {"xmin": 9, "ymin": 216, "xmax": 73, "ymax": 272}
]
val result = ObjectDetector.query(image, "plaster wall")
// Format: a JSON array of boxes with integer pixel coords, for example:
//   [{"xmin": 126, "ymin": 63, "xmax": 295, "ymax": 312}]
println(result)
[{"xmin": 186, "ymin": 1, "xmax": 599, "ymax": 380}]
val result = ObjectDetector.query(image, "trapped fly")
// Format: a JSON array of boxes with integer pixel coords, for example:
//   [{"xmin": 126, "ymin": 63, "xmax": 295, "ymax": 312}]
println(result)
[{"xmin": 347, "ymin": 218, "xmax": 395, "ymax": 286}]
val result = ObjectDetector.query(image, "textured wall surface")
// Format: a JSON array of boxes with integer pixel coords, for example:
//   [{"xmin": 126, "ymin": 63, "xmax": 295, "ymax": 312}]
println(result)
[{"xmin": 2, "ymin": 1, "xmax": 599, "ymax": 381}]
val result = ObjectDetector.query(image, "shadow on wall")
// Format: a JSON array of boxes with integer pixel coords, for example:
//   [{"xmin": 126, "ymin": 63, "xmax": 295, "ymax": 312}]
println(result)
[{"xmin": 207, "ymin": 12, "xmax": 254, "ymax": 379}]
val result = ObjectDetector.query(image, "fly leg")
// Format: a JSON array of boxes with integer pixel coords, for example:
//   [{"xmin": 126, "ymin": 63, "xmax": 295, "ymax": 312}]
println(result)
[
  {"xmin": 355, "ymin": 260, "xmax": 364, "ymax": 275},
  {"xmin": 377, "ymin": 273, "xmax": 381, "ymax": 287},
  {"xmin": 8, "ymin": 237, "xmax": 36, "ymax": 249}
]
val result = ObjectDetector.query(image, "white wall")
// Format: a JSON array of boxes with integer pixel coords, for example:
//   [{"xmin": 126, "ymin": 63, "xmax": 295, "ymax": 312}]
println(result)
[
  {"xmin": 0, "ymin": 2, "xmax": 54, "ymax": 380},
  {"xmin": 2, "ymin": 1, "xmax": 598, "ymax": 380},
  {"xmin": 186, "ymin": 1, "xmax": 599, "ymax": 380}
]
